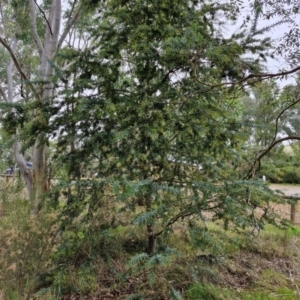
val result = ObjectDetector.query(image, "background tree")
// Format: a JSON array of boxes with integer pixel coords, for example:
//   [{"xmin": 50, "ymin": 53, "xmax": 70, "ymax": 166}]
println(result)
[
  {"xmin": 240, "ymin": 77, "xmax": 300, "ymax": 182},
  {"xmin": 0, "ymin": 0, "xmax": 82, "ymax": 213},
  {"xmin": 242, "ymin": 81, "xmax": 283, "ymax": 148}
]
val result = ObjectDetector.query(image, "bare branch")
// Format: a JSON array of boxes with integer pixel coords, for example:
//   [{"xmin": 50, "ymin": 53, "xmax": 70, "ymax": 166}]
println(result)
[
  {"xmin": 246, "ymin": 135, "xmax": 300, "ymax": 179},
  {"xmin": 56, "ymin": 1, "xmax": 82, "ymax": 55},
  {"xmin": 257, "ymin": 136, "xmax": 300, "ymax": 160},
  {"xmin": 156, "ymin": 209, "xmax": 195, "ymax": 236},
  {"xmin": 0, "ymin": 85, "xmax": 8, "ymax": 102},
  {"xmin": 39, "ymin": 0, "xmax": 60, "ymax": 78},
  {"xmin": 0, "ymin": 37, "xmax": 27, "ymax": 82},
  {"xmin": 0, "ymin": 37, "xmax": 40, "ymax": 99},
  {"xmin": 62, "ymin": 60, "xmax": 76, "ymax": 71},
  {"xmin": 40, "ymin": 0, "xmax": 57, "ymax": 75},
  {"xmin": 270, "ymin": 92, "xmax": 300, "ymax": 145},
  {"xmin": 34, "ymin": 0, "xmax": 53, "ymax": 36},
  {"xmin": 29, "ymin": 0, "xmax": 43, "ymax": 57},
  {"xmin": 7, "ymin": 37, "xmax": 18, "ymax": 102},
  {"xmin": 245, "ymin": 93, "xmax": 300, "ymax": 179},
  {"xmin": 195, "ymin": 65, "xmax": 300, "ymax": 88}
]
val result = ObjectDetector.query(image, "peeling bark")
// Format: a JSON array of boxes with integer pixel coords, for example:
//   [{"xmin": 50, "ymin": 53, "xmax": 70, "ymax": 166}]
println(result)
[{"xmin": 13, "ymin": 140, "xmax": 34, "ymax": 200}]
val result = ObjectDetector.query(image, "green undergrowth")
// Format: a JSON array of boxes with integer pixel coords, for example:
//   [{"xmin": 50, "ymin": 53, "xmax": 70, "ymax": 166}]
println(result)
[
  {"xmin": 186, "ymin": 283, "xmax": 298, "ymax": 300},
  {"xmin": 0, "ymin": 192, "xmax": 300, "ymax": 299}
]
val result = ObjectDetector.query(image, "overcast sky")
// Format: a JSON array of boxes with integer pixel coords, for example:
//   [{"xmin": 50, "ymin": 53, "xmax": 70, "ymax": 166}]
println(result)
[{"xmin": 224, "ymin": 1, "xmax": 298, "ymax": 88}]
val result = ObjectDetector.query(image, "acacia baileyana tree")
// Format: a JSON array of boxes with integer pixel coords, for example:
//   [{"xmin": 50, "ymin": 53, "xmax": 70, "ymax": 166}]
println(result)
[
  {"xmin": 0, "ymin": 0, "xmax": 298, "ymax": 253},
  {"xmin": 51, "ymin": 0, "xmax": 285, "ymax": 254}
]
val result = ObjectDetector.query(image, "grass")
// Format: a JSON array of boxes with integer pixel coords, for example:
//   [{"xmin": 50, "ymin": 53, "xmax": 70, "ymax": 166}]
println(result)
[
  {"xmin": 186, "ymin": 283, "xmax": 234, "ymax": 300},
  {"xmin": 239, "ymin": 288, "xmax": 298, "ymax": 300},
  {"xmin": 0, "ymin": 185, "xmax": 60, "ymax": 299},
  {"xmin": 186, "ymin": 277, "xmax": 299, "ymax": 300},
  {"xmin": 1, "ymin": 184, "xmax": 300, "ymax": 299},
  {"xmin": 186, "ymin": 283, "xmax": 298, "ymax": 300}
]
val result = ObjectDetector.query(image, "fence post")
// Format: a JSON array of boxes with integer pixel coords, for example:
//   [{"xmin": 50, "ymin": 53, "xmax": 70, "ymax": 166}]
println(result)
[{"xmin": 291, "ymin": 203, "xmax": 296, "ymax": 223}]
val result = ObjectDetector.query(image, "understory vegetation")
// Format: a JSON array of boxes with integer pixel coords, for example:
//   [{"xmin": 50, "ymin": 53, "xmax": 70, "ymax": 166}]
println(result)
[
  {"xmin": 0, "ymin": 187, "xmax": 300, "ymax": 299},
  {"xmin": 1, "ymin": 0, "xmax": 300, "ymax": 299}
]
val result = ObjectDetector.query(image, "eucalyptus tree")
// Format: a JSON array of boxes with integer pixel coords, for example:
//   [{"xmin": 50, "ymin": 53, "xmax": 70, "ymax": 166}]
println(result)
[
  {"xmin": 239, "ymin": 79, "xmax": 300, "ymax": 180},
  {"xmin": 0, "ymin": 0, "xmax": 82, "ymax": 213},
  {"xmin": 51, "ymin": 0, "xmax": 281, "ymax": 255},
  {"xmin": 242, "ymin": 81, "xmax": 284, "ymax": 148},
  {"xmin": 0, "ymin": 0, "xmax": 36, "ymax": 196}
]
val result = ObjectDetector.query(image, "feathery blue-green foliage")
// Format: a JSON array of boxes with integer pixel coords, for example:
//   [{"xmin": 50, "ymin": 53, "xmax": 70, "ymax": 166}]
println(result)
[{"xmin": 48, "ymin": 0, "xmax": 286, "ymax": 256}]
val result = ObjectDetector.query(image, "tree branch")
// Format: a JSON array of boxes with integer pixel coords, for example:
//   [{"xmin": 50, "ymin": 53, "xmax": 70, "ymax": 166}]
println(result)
[
  {"xmin": 29, "ymin": 0, "xmax": 44, "ymax": 57},
  {"xmin": 258, "ymin": 136, "xmax": 300, "ymax": 160},
  {"xmin": 195, "ymin": 65, "xmax": 300, "ymax": 88},
  {"xmin": 40, "ymin": 0, "xmax": 57, "ymax": 76},
  {"xmin": 13, "ymin": 137, "xmax": 34, "ymax": 200},
  {"xmin": 0, "ymin": 85, "xmax": 8, "ymax": 102},
  {"xmin": 246, "ymin": 135, "xmax": 300, "ymax": 179},
  {"xmin": 0, "ymin": 37, "xmax": 40, "ymax": 99},
  {"xmin": 0, "ymin": 37, "xmax": 27, "ymax": 81},
  {"xmin": 34, "ymin": 0, "xmax": 53, "ymax": 36},
  {"xmin": 270, "ymin": 94, "xmax": 300, "ymax": 145},
  {"xmin": 56, "ymin": 1, "xmax": 82, "ymax": 55},
  {"xmin": 156, "ymin": 210, "xmax": 195, "ymax": 237},
  {"xmin": 245, "ymin": 94, "xmax": 300, "ymax": 179},
  {"xmin": 7, "ymin": 37, "xmax": 18, "ymax": 102}
]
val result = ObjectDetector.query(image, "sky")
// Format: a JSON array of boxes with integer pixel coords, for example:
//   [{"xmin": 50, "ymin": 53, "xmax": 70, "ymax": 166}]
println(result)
[{"xmin": 225, "ymin": 0, "xmax": 299, "ymax": 88}]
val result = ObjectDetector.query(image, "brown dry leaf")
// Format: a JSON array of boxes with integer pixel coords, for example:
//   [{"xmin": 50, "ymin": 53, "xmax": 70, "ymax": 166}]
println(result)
[{"xmin": 7, "ymin": 263, "xmax": 17, "ymax": 272}]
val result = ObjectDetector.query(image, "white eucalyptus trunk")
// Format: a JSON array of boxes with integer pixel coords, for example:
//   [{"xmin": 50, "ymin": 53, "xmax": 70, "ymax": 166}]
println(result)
[
  {"xmin": 6, "ymin": 37, "xmax": 34, "ymax": 199},
  {"xmin": 29, "ymin": 0, "xmax": 81, "ymax": 214},
  {"xmin": 13, "ymin": 140, "xmax": 34, "ymax": 199},
  {"xmin": 0, "ymin": 0, "xmax": 82, "ymax": 214},
  {"xmin": 29, "ymin": 0, "xmax": 61, "ymax": 213}
]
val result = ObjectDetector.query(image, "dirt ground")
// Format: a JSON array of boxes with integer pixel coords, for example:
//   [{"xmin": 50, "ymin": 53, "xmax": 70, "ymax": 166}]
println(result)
[{"xmin": 268, "ymin": 184, "xmax": 300, "ymax": 225}]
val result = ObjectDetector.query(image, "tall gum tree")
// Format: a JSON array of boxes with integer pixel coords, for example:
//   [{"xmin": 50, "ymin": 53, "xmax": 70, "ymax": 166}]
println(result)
[
  {"xmin": 0, "ymin": 1, "xmax": 36, "ymax": 198},
  {"xmin": 0, "ymin": 0, "xmax": 82, "ymax": 214}
]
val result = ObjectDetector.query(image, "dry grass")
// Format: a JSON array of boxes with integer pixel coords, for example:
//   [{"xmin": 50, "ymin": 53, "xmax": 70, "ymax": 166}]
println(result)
[
  {"xmin": 0, "ymin": 185, "xmax": 60, "ymax": 299},
  {"xmin": 1, "ymin": 181, "xmax": 300, "ymax": 299}
]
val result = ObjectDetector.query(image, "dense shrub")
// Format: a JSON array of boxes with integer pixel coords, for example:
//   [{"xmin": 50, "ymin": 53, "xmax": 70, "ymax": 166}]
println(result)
[{"xmin": 262, "ymin": 165, "xmax": 300, "ymax": 184}]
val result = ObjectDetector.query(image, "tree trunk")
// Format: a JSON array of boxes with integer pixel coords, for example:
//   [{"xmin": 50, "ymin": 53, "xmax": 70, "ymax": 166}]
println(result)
[
  {"xmin": 146, "ymin": 225, "xmax": 157, "ymax": 255},
  {"xmin": 6, "ymin": 38, "xmax": 34, "ymax": 199},
  {"xmin": 13, "ymin": 141, "xmax": 34, "ymax": 199},
  {"xmin": 32, "ymin": 136, "xmax": 47, "ymax": 215},
  {"xmin": 28, "ymin": 0, "xmax": 62, "ymax": 214}
]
